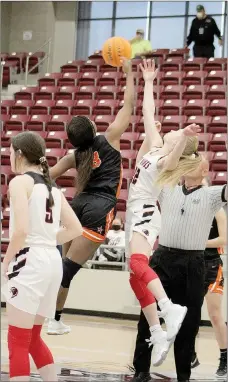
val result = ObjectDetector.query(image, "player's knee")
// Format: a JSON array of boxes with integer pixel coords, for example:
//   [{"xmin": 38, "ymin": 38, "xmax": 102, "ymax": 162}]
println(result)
[
  {"xmin": 130, "ymin": 253, "xmax": 158, "ymax": 285},
  {"xmin": 130, "ymin": 274, "xmax": 155, "ymax": 308},
  {"xmin": 61, "ymin": 257, "xmax": 82, "ymax": 288},
  {"xmin": 29, "ymin": 325, "xmax": 54, "ymax": 369},
  {"xmin": 8, "ymin": 325, "xmax": 32, "ymax": 377}
]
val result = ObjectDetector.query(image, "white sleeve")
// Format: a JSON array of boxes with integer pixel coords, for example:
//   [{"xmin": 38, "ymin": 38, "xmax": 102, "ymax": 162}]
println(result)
[{"xmin": 207, "ymin": 185, "xmax": 227, "ymax": 215}]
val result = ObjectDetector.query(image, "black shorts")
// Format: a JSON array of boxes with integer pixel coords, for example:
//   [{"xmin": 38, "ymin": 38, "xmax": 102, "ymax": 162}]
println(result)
[
  {"xmin": 193, "ymin": 44, "xmax": 215, "ymax": 58},
  {"xmin": 70, "ymin": 192, "xmax": 116, "ymax": 243},
  {"xmin": 204, "ymin": 254, "xmax": 224, "ymax": 295}
]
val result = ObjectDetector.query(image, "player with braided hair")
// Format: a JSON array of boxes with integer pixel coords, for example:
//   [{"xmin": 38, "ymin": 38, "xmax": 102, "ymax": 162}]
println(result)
[
  {"xmin": 2, "ymin": 131, "xmax": 82, "ymax": 381},
  {"xmin": 47, "ymin": 57, "xmax": 134, "ymax": 334}
]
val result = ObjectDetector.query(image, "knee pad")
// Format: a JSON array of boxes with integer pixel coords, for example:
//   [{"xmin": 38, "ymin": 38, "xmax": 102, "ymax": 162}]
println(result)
[
  {"xmin": 130, "ymin": 253, "xmax": 158, "ymax": 285},
  {"xmin": 61, "ymin": 257, "xmax": 82, "ymax": 288},
  {"xmin": 8, "ymin": 325, "xmax": 32, "ymax": 378},
  {"xmin": 130, "ymin": 274, "xmax": 155, "ymax": 308},
  {"xmin": 29, "ymin": 325, "xmax": 54, "ymax": 369}
]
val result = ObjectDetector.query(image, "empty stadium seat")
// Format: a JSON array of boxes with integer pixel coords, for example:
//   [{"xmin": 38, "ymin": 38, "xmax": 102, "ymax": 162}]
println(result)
[
  {"xmin": 204, "ymin": 71, "xmax": 226, "ymax": 85},
  {"xmin": 1, "ymin": 100, "xmax": 15, "ymax": 114},
  {"xmin": 46, "ymin": 115, "xmax": 72, "ymax": 131},
  {"xmin": 208, "ymin": 133, "xmax": 227, "ymax": 152},
  {"xmin": 213, "ymin": 171, "xmax": 227, "ymax": 185},
  {"xmin": 206, "ymin": 99, "xmax": 227, "ymax": 116},
  {"xmin": 79, "ymin": 72, "xmax": 101, "ymax": 86},
  {"xmin": 11, "ymin": 100, "xmax": 34, "ymax": 115},
  {"xmin": 51, "ymin": 100, "xmax": 76, "ymax": 115},
  {"xmin": 122, "ymin": 169, "xmax": 134, "ymax": 189},
  {"xmin": 1, "ymin": 166, "xmax": 11, "ymax": 185},
  {"xmin": 95, "ymin": 115, "xmax": 114, "ymax": 132},
  {"xmin": 120, "ymin": 132, "xmax": 140, "ymax": 150},
  {"xmin": 61, "ymin": 187, "xmax": 75, "ymax": 201},
  {"xmin": 45, "ymin": 148, "xmax": 66, "ymax": 166},
  {"xmin": 5, "ymin": 115, "xmax": 30, "ymax": 131},
  {"xmin": 76, "ymin": 86, "xmax": 98, "ymax": 100},
  {"xmin": 26, "ymin": 114, "xmax": 51, "ymax": 131},
  {"xmin": 203, "ymin": 58, "xmax": 227, "ymax": 71},
  {"xmin": 182, "ymin": 58, "xmax": 207, "ymax": 71},
  {"xmin": 160, "ymin": 99, "xmax": 183, "ymax": 115},
  {"xmin": 34, "ymin": 86, "xmax": 59, "ymax": 101},
  {"xmin": 160, "ymin": 85, "xmax": 184, "ymax": 100},
  {"xmin": 55, "ymin": 86, "xmax": 79, "ymax": 101},
  {"xmin": 46, "ymin": 131, "xmax": 67, "ymax": 148},
  {"xmin": 96, "ymin": 86, "xmax": 120, "ymax": 100},
  {"xmin": 182, "ymin": 99, "xmax": 209, "ymax": 116},
  {"xmin": 160, "ymin": 71, "xmax": 183, "ymax": 86},
  {"xmin": 207, "ymin": 116, "xmax": 227, "ymax": 133},
  {"xmin": 211, "ymin": 152, "xmax": 227, "ymax": 171},
  {"xmin": 93, "ymin": 99, "xmax": 119, "ymax": 115},
  {"xmin": 1, "ymin": 147, "xmax": 11, "ymax": 165},
  {"xmin": 182, "ymin": 85, "xmax": 208, "ymax": 100},
  {"xmin": 72, "ymin": 99, "xmax": 97, "ymax": 115},
  {"xmin": 185, "ymin": 115, "xmax": 211, "ymax": 129},
  {"xmin": 117, "ymin": 189, "xmax": 128, "ymax": 211},
  {"xmin": 121, "ymin": 150, "xmax": 137, "ymax": 169},
  {"xmin": 161, "ymin": 57, "xmax": 183, "ymax": 72},
  {"xmin": 182, "ymin": 71, "xmax": 207, "ymax": 86},
  {"xmin": 162, "ymin": 115, "xmax": 186, "ymax": 132},
  {"xmin": 56, "ymin": 168, "xmax": 77, "ymax": 187},
  {"xmin": 14, "ymin": 86, "xmax": 39, "ymax": 101},
  {"xmin": 205, "ymin": 85, "xmax": 226, "ymax": 100},
  {"xmin": 98, "ymin": 72, "xmax": 122, "ymax": 86},
  {"xmin": 61, "ymin": 60, "xmax": 85, "ymax": 73},
  {"xmin": 38, "ymin": 73, "xmax": 62, "ymax": 87},
  {"xmin": 30, "ymin": 100, "xmax": 55, "ymax": 115},
  {"xmin": 58, "ymin": 72, "xmax": 82, "ymax": 86}
]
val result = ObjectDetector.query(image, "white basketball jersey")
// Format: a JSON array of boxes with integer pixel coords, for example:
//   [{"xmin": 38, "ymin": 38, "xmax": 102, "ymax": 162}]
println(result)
[
  {"xmin": 9, "ymin": 173, "xmax": 61, "ymax": 247},
  {"xmin": 127, "ymin": 152, "xmax": 163, "ymax": 204}
]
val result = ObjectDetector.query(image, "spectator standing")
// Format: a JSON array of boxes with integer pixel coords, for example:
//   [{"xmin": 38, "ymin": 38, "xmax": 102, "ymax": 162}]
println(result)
[
  {"xmin": 130, "ymin": 29, "xmax": 152, "ymax": 59},
  {"xmin": 99, "ymin": 217, "xmax": 125, "ymax": 262},
  {"xmin": 186, "ymin": 4, "xmax": 223, "ymax": 58}
]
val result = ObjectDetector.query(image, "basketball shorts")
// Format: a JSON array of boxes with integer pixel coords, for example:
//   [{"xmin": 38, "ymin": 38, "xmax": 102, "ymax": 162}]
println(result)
[
  {"xmin": 204, "ymin": 255, "xmax": 224, "ymax": 295},
  {"xmin": 2, "ymin": 246, "xmax": 63, "ymax": 318},
  {"xmin": 70, "ymin": 192, "xmax": 116, "ymax": 243},
  {"xmin": 125, "ymin": 200, "xmax": 161, "ymax": 258}
]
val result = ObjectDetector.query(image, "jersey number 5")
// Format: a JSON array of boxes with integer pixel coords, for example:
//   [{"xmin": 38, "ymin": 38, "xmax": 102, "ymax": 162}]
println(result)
[
  {"xmin": 45, "ymin": 199, "xmax": 53, "ymax": 224},
  {"xmin": 132, "ymin": 168, "xmax": 140, "ymax": 185}
]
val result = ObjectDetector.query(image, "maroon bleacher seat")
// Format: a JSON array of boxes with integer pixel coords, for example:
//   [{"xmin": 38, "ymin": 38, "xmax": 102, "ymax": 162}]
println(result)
[
  {"xmin": 213, "ymin": 171, "xmax": 227, "ymax": 185},
  {"xmin": 208, "ymin": 134, "xmax": 227, "ymax": 152},
  {"xmin": 182, "ymin": 99, "xmax": 210, "ymax": 116},
  {"xmin": 98, "ymin": 72, "xmax": 122, "ymax": 86},
  {"xmin": 34, "ymin": 86, "xmax": 59, "ymax": 101},
  {"xmin": 206, "ymin": 99, "xmax": 227, "ymax": 116},
  {"xmin": 182, "ymin": 71, "xmax": 207, "ymax": 86},
  {"xmin": 61, "ymin": 60, "xmax": 85, "ymax": 73},
  {"xmin": 51, "ymin": 100, "xmax": 76, "ymax": 115},
  {"xmin": 46, "ymin": 115, "xmax": 72, "ymax": 131},
  {"xmin": 76, "ymin": 86, "xmax": 98, "ymax": 100},
  {"xmin": 160, "ymin": 85, "xmax": 184, "ymax": 100},
  {"xmin": 78, "ymin": 72, "xmax": 101, "ymax": 86},
  {"xmin": 30, "ymin": 100, "xmax": 55, "ymax": 115},
  {"xmin": 184, "ymin": 115, "xmax": 211, "ymax": 129},
  {"xmin": 204, "ymin": 71, "xmax": 226, "ymax": 85},
  {"xmin": 203, "ymin": 58, "xmax": 227, "ymax": 72},
  {"xmin": 96, "ymin": 86, "xmax": 120, "ymax": 100},
  {"xmin": 161, "ymin": 57, "xmax": 183, "ymax": 72},
  {"xmin": 120, "ymin": 132, "xmax": 140, "ymax": 150},
  {"xmin": 5, "ymin": 114, "xmax": 30, "ymax": 131},
  {"xmin": 71, "ymin": 99, "xmax": 97, "ymax": 115},
  {"xmin": 93, "ymin": 99, "xmax": 119, "ymax": 115},
  {"xmin": 182, "ymin": 58, "xmax": 207, "ymax": 71},
  {"xmin": 205, "ymin": 85, "xmax": 226, "ymax": 100},
  {"xmin": 55, "ymin": 86, "xmax": 79, "ymax": 100},
  {"xmin": 121, "ymin": 150, "xmax": 137, "ymax": 169},
  {"xmin": 26, "ymin": 114, "xmax": 51, "ymax": 131},
  {"xmin": 58, "ymin": 73, "xmax": 82, "ymax": 86},
  {"xmin": 60, "ymin": 187, "xmax": 75, "ymax": 201},
  {"xmin": 46, "ymin": 131, "xmax": 67, "ymax": 148},
  {"xmin": 15, "ymin": 86, "xmax": 39, "ymax": 101},
  {"xmin": 182, "ymin": 85, "xmax": 208, "ymax": 100},
  {"xmin": 56, "ymin": 169, "xmax": 77, "ymax": 187},
  {"xmin": 1, "ymin": 100, "xmax": 15, "ymax": 114},
  {"xmin": 211, "ymin": 152, "xmax": 227, "ymax": 171},
  {"xmin": 207, "ymin": 116, "xmax": 227, "ymax": 133},
  {"xmin": 38, "ymin": 73, "xmax": 62, "ymax": 87},
  {"xmin": 95, "ymin": 115, "xmax": 114, "ymax": 132},
  {"xmin": 11, "ymin": 100, "xmax": 34, "ymax": 115},
  {"xmin": 160, "ymin": 99, "xmax": 183, "ymax": 116},
  {"xmin": 161, "ymin": 115, "xmax": 186, "ymax": 132}
]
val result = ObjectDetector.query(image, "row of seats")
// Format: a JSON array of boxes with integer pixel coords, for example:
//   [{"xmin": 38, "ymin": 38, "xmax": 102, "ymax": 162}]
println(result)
[
  {"xmin": 1, "ymin": 145, "xmax": 226, "ymax": 170},
  {"xmin": 11, "ymin": 84, "xmax": 227, "ymax": 101},
  {"xmin": 1, "ymin": 114, "xmax": 227, "ymax": 133},
  {"xmin": 1, "ymin": 99, "xmax": 226, "ymax": 117},
  {"xmin": 1, "ymin": 112, "xmax": 227, "ymax": 134},
  {"xmin": 1, "ymin": 130, "xmax": 226, "ymax": 151},
  {"xmin": 35, "ymin": 70, "xmax": 227, "ymax": 87},
  {"xmin": 60, "ymin": 57, "xmax": 227, "ymax": 74},
  {"xmin": 1, "ymin": 51, "xmax": 45, "ymax": 87}
]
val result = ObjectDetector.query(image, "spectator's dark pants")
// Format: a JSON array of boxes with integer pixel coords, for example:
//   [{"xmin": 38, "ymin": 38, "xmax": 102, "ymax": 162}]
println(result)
[
  {"xmin": 133, "ymin": 245, "xmax": 205, "ymax": 381},
  {"xmin": 193, "ymin": 44, "xmax": 215, "ymax": 58}
]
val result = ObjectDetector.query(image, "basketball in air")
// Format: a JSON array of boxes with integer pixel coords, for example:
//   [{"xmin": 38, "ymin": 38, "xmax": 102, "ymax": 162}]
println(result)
[{"xmin": 102, "ymin": 37, "xmax": 132, "ymax": 67}]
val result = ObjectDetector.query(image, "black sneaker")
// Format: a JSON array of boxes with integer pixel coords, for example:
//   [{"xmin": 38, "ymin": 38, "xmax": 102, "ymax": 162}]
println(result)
[
  {"xmin": 191, "ymin": 352, "xmax": 200, "ymax": 368},
  {"xmin": 130, "ymin": 372, "xmax": 151, "ymax": 382},
  {"xmin": 216, "ymin": 356, "xmax": 227, "ymax": 379}
]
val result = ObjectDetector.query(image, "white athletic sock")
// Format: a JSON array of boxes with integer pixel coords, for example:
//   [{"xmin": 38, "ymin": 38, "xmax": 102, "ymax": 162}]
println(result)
[
  {"xmin": 158, "ymin": 297, "xmax": 171, "ymax": 311},
  {"xmin": 149, "ymin": 324, "xmax": 164, "ymax": 341},
  {"xmin": 150, "ymin": 324, "xmax": 162, "ymax": 333}
]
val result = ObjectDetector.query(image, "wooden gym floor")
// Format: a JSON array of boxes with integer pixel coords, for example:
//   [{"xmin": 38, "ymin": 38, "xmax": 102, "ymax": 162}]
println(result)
[{"xmin": 1, "ymin": 310, "xmax": 219, "ymax": 381}]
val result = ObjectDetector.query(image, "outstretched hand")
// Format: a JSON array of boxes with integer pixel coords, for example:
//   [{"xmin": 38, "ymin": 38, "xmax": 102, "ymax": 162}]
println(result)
[
  {"xmin": 120, "ymin": 57, "xmax": 132, "ymax": 74},
  {"xmin": 139, "ymin": 59, "xmax": 158, "ymax": 82},
  {"xmin": 183, "ymin": 123, "xmax": 201, "ymax": 137}
]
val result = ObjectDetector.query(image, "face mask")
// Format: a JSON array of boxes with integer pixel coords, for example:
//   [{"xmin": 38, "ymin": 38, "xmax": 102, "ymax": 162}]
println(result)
[
  {"xmin": 197, "ymin": 12, "xmax": 204, "ymax": 19},
  {"xmin": 112, "ymin": 224, "xmax": 121, "ymax": 231}
]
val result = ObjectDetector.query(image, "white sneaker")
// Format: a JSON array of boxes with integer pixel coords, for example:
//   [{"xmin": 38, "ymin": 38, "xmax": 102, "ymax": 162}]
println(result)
[
  {"xmin": 147, "ymin": 330, "xmax": 173, "ymax": 367},
  {"xmin": 47, "ymin": 319, "xmax": 71, "ymax": 335},
  {"xmin": 159, "ymin": 303, "xmax": 187, "ymax": 341}
]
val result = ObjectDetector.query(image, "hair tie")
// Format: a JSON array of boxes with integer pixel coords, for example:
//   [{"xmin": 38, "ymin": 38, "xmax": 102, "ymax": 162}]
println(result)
[
  {"xmin": 39, "ymin": 156, "xmax": 47, "ymax": 164},
  {"xmin": 194, "ymin": 151, "xmax": 199, "ymax": 157}
]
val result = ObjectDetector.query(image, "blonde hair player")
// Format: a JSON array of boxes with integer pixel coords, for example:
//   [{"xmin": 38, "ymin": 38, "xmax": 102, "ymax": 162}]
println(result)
[
  {"xmin": 125, "ymin": 59, "xmax": 202, "ymax": 367},
  {"xmin": 2, "ymin": 132, "xmax": 82, "ymax": 381}
]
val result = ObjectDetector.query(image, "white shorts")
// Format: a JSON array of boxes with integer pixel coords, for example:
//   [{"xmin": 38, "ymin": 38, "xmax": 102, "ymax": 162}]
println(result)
[
  {"xmin": 125, "ymin": 201, "xmax": 161, "ymax": 258},
  {"xmin": 2, "ymin": 246, "xmax": 63, "ymax": 318}
]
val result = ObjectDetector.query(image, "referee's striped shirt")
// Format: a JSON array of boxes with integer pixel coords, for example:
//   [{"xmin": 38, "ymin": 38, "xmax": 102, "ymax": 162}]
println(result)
[{"xmin": 158, "ymin": 184, "xmax": 227, "ymax": 250}]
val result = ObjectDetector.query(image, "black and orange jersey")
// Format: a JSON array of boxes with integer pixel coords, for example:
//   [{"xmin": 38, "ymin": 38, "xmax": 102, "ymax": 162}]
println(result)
[{"xmin": 74, "ymin": 135, "xmax": 122, "ymax": 199}]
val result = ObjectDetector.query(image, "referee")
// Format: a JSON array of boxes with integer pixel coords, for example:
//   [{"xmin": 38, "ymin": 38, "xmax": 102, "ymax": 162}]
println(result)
[
  {"xmin": 186, "ymin": 5, "xmax": 223, "ymax": 58},
  {"xmin": 131, "ymin": 158, "xmax": 227, "ymax": 382}
]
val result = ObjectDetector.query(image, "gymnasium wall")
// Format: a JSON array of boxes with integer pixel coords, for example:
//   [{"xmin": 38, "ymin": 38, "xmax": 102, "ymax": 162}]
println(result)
[
  {"xmin": 0, "ymin": 1, "xmax": 78, "ymax": 72},
  {"xmin": 2, "ymin": 259, "xmax": 227, "ymax": 322}
]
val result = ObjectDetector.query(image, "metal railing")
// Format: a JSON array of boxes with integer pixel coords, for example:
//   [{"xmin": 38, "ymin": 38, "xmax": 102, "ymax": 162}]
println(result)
[{"xmin": 24, "ymin": 38, "xmax": 52, "ymax": 86}]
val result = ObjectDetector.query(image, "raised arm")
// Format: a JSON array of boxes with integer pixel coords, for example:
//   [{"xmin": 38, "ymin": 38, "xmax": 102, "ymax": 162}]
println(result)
[
  {"xmin": 136, "ymin": 59, "xmax": 163, "ymax": 163},
  {"xmin": 206, "ymin": 208, "xmax": 227, "ymax": 249},
  {"xmin": 49, "ymin": 153, "xmax": 76, "ymax": 180},
  {"xmin": 105, "ymin": 58, "xmax": 134, "ymax": 150},
  {"xmin": 158, "ymin": 124, "xmax": 201, "ymax": 171}
]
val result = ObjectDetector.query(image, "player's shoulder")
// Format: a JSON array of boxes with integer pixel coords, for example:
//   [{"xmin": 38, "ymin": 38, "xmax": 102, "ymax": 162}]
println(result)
[{"xmin": 9, "ymin": 173, "xmax": 34, "ymax": 188}]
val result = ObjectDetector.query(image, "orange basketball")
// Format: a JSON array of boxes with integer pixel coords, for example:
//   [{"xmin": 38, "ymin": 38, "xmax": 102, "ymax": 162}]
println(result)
[{"xmin": 102, "ymin": 37, "xmax": 132, "ymax": 67}]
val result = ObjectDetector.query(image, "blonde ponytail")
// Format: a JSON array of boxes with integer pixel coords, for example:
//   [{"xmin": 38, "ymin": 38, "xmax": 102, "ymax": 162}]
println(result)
[{"xmin": 156, "ymin": 136, "xmax": 202, "ymax": 187}]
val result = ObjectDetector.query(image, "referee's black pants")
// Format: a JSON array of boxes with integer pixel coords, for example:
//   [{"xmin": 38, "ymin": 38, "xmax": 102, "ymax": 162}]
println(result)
[
  {"xmin": 133, "ymin": 245, "xmax": 205, "ymax": 382},
  {"xmin": 193, "ymin": 44, "xmax": 215, "ymax": 58}
]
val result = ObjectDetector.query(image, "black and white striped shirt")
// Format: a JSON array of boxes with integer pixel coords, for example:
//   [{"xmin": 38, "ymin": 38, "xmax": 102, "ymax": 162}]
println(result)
[{"xmin": 158, "ymin": 184, "xmax": 227, "ymax": 250}]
